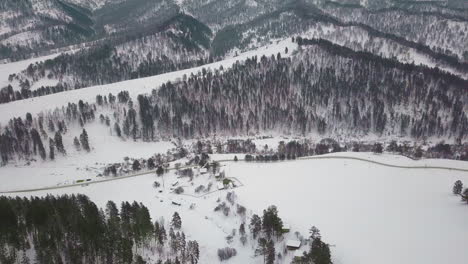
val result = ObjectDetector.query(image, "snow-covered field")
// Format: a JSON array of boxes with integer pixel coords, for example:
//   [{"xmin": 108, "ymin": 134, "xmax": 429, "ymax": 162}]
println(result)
[
  {"xmin": 2, "ymin": 153, "xmax": 468, "ymax": 264},
  {"xmin": 0, "ymin": 122, "xmax": 175, "ymax": 191},
  {"xmin": 0, "ymin": 52, "xmax": 61, "ymax": 89}
]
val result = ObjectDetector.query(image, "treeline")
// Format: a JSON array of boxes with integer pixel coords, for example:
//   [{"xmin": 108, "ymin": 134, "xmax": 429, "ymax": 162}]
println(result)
[
  {"xmin": 1, "ymin": 42, "xmax": 209, "ymax": 104},
  {"xmin": 0, "ymin": 12, "xmax": 213, "ymax": 104},
  {"xmin": 322, "ymin": 1, "xmax": 468, "ymax": 64},
  {"xmin": 0, "ymin": 195, "xmax": 199, "ymax": 264},
  {"xmin": 0, "ymin": 100, "xmax": 95, "ymax": 165},
  {"xmin": 127, "ymin": 39, "xmax": 467, "ymax": 140},
  {"xmin": 2, "ymin": 35, "xmax": 467, "ymax": 164}
]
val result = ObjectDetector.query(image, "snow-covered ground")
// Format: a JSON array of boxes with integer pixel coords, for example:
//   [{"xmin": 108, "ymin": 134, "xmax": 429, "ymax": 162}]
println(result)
[
  {"xmin": 2, "ymin": 152, "xmax": 468, "ymax": 264},
  {"xmin": 0, "ymin": 122, "xmax": 175, "ymax": 191},
  {"xmin": 0, "ymin": 38, "xmax": 297, "ymax": 124},
  {"xmin": 0, "ymin": 52, "xmax": 62, "ymax": 89}
]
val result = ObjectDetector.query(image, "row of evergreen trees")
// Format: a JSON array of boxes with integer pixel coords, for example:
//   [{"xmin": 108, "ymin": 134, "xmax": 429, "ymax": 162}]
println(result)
[
  {"xmin": 124, "ymin": 39, "xmax": 467, "ymax": 140},
  {"xmin": 0, "ymin": 99, "xmax": 94, "ymax": 165},
  {"xmin": 0, "ymin": 195, "xmax": 199, "ymax": 264}
]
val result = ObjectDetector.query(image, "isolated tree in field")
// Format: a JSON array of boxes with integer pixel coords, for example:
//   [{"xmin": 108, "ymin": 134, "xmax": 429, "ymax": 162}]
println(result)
[
  {"xmin": 453, "ymin": 180, "xmax": 463, "ymax": 195},
  {"xmin": 234, "ymin": 155, "xmax": 238, "ymax": 162},
  {"xmin": 156, "ymin": 166, "xmax": 164, "ymax": 176},
  {"xmin": 80, "ymin": 129, "xmax": 90, "ymax": 152},
  {"xmin": 462, "ymin": 188, "xmax": 468, "ymax": 204},
  {"xmin": 74, "ymin": 137, "xmax": 81, "ymax": 150},
  {"xmin": 250, "ymin": 214, "xmax": 262, "ymax": 239},
  {"xmin": 114, "ymin": 123, "xmax": 122, "ymax": 137},
  {"xmin": 171, "ymin": 212, "xmax": 182, "ymax": 229}
]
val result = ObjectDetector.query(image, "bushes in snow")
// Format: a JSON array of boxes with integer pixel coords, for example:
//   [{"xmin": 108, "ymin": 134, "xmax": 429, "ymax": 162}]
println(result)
[
  {"xmin": 214, "ymin": 202, "xmax": 230, "ymax": 216},
  {"xmin": 217, "ymin": 247, "xmax": 237, "ymax": 261},
  {"xmin": 174, "ymin": 186, "xmax": 184, "ymax": 194},
  {"xmin": 195, "ymin": 185, "xmax": 205, "ymax": 193}
]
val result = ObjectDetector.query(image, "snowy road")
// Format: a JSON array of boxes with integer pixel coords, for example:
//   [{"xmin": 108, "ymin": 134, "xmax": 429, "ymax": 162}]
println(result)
[{"xmin": 1, "ymin": 154, "xmax": 467, "ymax": 194}]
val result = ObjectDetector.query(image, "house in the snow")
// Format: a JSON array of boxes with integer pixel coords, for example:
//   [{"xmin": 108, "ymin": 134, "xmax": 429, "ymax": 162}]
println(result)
[
  {"xmin": 217, "ymin": 182, "xmax": 225, "ymax": 190},
  {"xmin": 286, "ymin": 239, "xmax": 301, "ymax": 250},
  {"xmin": 199, "ymin": 167, "xmax": 208, "ymax": 174}
]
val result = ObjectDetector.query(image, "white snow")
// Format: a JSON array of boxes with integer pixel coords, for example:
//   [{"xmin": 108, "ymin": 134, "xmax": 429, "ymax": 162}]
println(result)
[
  {"xmin": 2, "ymin": 152, "xmax": 468, "ymax": 264},
  {"xmin": 0, "ymin": 122, "xmax": 174, "ymax": 191},
  {"xmin": 0, "ymin": 53, "xmax": 62, "ymax": 89}
]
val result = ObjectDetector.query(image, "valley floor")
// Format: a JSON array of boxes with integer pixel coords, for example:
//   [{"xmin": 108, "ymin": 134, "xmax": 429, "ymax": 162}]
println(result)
[{"xmin": 2, "ymin": 151, "xmax": 468, "ymax": 264}]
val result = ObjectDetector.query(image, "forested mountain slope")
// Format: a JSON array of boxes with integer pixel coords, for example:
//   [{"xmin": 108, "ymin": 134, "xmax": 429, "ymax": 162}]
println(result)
[
  {"xmin": 141, "ymin": 38, "xmax": 467, "ymax": 140},
  {"xmin": 0, "ymin": 13, "xmax": 212, "ymax": 103},
  {"xmin": 0, "ymin": 0, "xmax": 94, "ymax": 60},
  {"xmin": 1, "ymin": 39, "xmax": 466, "ymax": 164}
]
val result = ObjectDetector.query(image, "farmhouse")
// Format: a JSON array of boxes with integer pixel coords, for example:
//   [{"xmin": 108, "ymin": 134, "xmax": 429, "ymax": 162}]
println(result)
[{"xmin": 286, "ymin": 239, "xmax": 301, "ymax": 250}]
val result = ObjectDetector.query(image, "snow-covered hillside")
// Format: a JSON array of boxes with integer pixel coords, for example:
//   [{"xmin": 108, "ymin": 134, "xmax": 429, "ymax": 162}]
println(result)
[{"xmin": 0, "ymin": 38, "xmax": 296, "ymax": 124}]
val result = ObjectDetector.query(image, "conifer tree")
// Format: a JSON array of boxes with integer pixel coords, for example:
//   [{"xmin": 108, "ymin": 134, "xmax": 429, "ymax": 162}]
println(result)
[
  {"xmin": 250, "ymin": 214, "xmax": 262, "ymax": 239},
  {"xmin": 73, "ymin": 137, "xmax": 81, "ymax": 151},
  {"xmin": 453, "ymin": 180, "xmax": 463, "ymax": 195},
  {"xmin": 80, "ymin": 129, "xmax": 90, "ymax": 152},
  {"xmin": 266, "ymin": 240, "xmax": 275, "ymax": 264},
  {"xmin": 114, "ymin": 123, "xmax": 122, "ymax": 137},
  {"xmin": 171, "ymin": 212, "xmax": 182, "ymax": 229},
  {"xmin": 49, "ymin": 138, "xmax": 55, "ymax": 160},
  {"xmin": 54, "ymin": 132, "xmax": 66, "ymax": 154}
]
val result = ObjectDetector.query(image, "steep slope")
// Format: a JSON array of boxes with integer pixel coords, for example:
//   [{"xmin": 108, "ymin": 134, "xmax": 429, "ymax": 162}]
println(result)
[
  {"xmin": 0, "ymin": 0, "xmax": 94, "ymax": 61},
  {"xmin": 210, "ymin": 0, "xmax": 468, "ymax": 76}
]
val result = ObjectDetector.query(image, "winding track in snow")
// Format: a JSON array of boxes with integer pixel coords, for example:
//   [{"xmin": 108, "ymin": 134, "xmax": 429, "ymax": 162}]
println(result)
[{"xmin": 1, "ymin": 154, "xmax": 467, "ymax": 194}]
